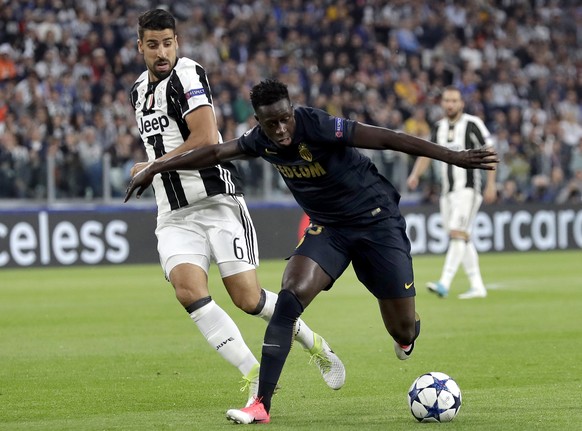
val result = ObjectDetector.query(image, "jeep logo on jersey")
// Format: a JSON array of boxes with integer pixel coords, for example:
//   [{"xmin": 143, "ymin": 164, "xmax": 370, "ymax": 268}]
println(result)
[
  {"xmin": 185, "ymin": 87, "xmax": 206, "ymax": 100},
  {"xmin": 138, "ymin": 113, "xmax": 170, "ymax": 137}
]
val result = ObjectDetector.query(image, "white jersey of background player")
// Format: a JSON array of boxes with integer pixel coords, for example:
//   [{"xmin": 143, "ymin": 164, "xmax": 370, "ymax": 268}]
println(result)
[{"xmin": 128, "ymin": 8, "xmax": 345, "ymax": 406}]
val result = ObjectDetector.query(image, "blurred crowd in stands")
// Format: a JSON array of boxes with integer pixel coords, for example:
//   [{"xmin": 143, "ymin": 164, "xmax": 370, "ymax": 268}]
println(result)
[{"xmin": 0, "ymin": 0, "xmax": 581, "ymax": 204}]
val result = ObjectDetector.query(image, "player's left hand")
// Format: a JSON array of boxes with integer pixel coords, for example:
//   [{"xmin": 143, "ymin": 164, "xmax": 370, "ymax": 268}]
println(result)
[
  {"xmin": 124, "ymin": 162, "xmax": 154, "ymax": 202},
  {"xmin": 455, "ymin": 149, "xmax": 499, "ymax": 170}
]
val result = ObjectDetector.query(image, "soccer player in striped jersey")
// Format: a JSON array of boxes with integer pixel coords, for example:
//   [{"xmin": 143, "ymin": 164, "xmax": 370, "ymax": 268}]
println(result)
[
  {"xmin": 124, "ymin": 79, "xmax": 498, "ymax": 424},
  {"xmin": 407, "ymin": 86, "xmax": 497, "ymax": 299},
  {"xmin": 129, "ymin": 9, "xmax": 345, "ymax": 406}
]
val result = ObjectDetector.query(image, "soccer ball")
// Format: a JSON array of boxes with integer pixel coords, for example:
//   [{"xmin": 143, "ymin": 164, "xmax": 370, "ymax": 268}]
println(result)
[{"xmin": 407, "ymin": 372, "xmax": 462, "ymax": 422}]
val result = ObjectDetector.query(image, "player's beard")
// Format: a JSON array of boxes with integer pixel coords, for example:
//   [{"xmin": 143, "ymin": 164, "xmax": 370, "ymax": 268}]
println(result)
[
  {"xmin": 151, "ymin": 58, "xmax": 176, "ymax": 81},
  {"xmin": 446, "ymin": 109, "xmax": 461, "ymax": 122}
]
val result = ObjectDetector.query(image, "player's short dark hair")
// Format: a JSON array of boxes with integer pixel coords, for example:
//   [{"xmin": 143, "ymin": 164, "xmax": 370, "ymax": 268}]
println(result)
[
  {"xmin": 137, "ymin": 9, "xmax": 176, "ymax": 40},
  {"xmin": 250, "ymin": 79, "xmax": 290, "ymax": 110},
  {"xmin": 443, "ymin": 85, "xmax": 462, "ymax": 96}
]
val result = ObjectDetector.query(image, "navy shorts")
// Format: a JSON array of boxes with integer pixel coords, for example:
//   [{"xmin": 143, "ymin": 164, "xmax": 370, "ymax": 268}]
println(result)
[{"xmin": 290, "ymin": 216, "xmax": 415, "ymax": 299}]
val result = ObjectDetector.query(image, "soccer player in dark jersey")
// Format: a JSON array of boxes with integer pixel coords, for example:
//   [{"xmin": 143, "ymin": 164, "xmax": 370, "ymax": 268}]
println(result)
[
  {"xmin": 407, "ymin": 86, "xmax": 497, "ymax": 299},
  {"xmin": 129, "ymin": 10, "xmax": 345, "ymax": 408},
  {"xmin": 125, "ymin": 79, "xmax": 498, "ymax": 424}
]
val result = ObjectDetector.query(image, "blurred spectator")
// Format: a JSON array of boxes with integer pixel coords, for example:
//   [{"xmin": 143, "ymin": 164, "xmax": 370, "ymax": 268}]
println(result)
[
  {"xmin": 503, "ymin": 141, "xmax": 531, "ymax": 193},
  {"xmin": 54, "ymin": 131, "xmax": 86, "ymax": 198},
  {"xmin": 403, "ymin": 106, "xmax": 430, "ymax": 140},
  {"xmin": 527, "ymin": 168, "xmax": 565, "ymax": 203},
  {"xmin": 0, "ymin": 131, "xmax": 29, "ymax": 197},
  {"xmin": 394, "ymin": 69, "xmax": 420, "ymax": 118},
  {"xmin": 0, "ymin": 43, "xmax": 17, "ymax": 81},
  {"xmin": 499, "ymin": 178, "xmax": 524, "ymax": 204},
  {"xmin": 394, "ymin": 18, "xmax": 420, "ymax": 55},
  {"xmin": 559, "ymin": 111, "xmax": 582, "ymax": 150},
  {"xmin": 77, "ymin": 126, "xmax": 103, "ymax": 198},
  {"xmin": 569, "ymin": 138, "xmax": 582, "ymax": 177},
  {"xmin": 556, "ymin": 169, "xmax": 582, "ymax": 204},
  {"xmin": 428, "ymin": 55, "xmax": 455, "ymax": 87},
  {"xmin": 490, "ymin": 68, "xmax": 520, "ymax": 111},
  {"xmin": 0, "ymin": 85, "xmax": 9, "ymax": 127},
  {"xmin": 108, "ymin": 132, "xmax": 140, "ymax": 197}
]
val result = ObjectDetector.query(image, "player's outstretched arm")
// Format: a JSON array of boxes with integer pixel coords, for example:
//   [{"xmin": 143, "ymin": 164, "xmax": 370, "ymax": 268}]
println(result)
[
  {"xmin": 351, "ymin": 122, "xmax": 499, "ymax": 170},
  {"xmin": 124, "ymin": 140, "xmax": 244, "ymax": 202}
]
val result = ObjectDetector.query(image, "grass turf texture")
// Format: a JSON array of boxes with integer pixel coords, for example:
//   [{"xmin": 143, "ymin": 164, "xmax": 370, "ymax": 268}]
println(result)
[{"xmin": 1, "ymin": 250, "xmax": 580, "ymax": 430}]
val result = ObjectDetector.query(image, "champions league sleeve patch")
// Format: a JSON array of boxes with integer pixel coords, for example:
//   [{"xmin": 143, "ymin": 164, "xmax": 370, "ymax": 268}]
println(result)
[
  {"xmin": 185, "ymin": 88, "xmax": 206, "ymax": 100},
  {"xmin": 335, "ymin": 117, "xmax": 344, "ymax": 138}
]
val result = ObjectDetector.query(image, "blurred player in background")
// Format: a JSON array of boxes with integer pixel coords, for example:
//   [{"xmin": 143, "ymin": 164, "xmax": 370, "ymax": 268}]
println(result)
[
  {"xmin": 407, "ymin": 86, "xmax": 497, "ymax": 299},
  {"xmin": 129, "ymin": 9, "xmax": 345, "ymax": 406},
  {"xmin": 125, "ymin": 79, "xmax": 498, "ymax": 424}
]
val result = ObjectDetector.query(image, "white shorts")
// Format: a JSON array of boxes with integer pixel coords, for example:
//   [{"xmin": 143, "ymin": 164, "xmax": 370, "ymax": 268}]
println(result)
[
  {"xmin": 155, "ymin": 194, "xmax": 259, "ymax": 279},
  {"xmin": 439, "ymin": 188, "xmax": 483, "ymax": 234}
]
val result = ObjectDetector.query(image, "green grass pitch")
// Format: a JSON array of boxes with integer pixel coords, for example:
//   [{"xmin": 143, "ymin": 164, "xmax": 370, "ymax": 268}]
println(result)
[{"xmin": 1, "ymin": 250, "xmax": 581, "ymax": 430}]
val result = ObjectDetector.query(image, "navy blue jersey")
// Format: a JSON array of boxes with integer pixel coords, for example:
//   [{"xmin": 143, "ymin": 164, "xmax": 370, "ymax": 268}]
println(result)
[{"xmin": 237, "ymin": 107, "xmax": 401, "ymax": 226}]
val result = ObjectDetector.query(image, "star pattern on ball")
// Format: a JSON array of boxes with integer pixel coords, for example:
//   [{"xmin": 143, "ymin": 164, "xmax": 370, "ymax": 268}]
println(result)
[
  {"xmin": 425, "ymin": 400, "xmax": 447, "ymax": 420},
  {"xmin": 408, "ymin": 384, "xmax": 421, "ymax": 401},
  {"xmin": 428, "ymin": 376, "xmax": 449, "ymax": 392}
]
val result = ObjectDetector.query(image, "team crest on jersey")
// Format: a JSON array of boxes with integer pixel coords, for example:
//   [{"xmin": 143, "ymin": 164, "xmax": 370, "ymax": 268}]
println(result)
[
  {"xmin": 298, "ymin": 142, "xmax": 312, "ymax": 162},
  {"xmin": 145, "ymin": 92, "xmax": 155, "ymax": 110},
  {"xmin": 185, "ymin": 88, "xmax": 206, "ymax": 100},
  {"xmin": 335, "ymin": 117, "xmax": 344, "ymax": 138}
]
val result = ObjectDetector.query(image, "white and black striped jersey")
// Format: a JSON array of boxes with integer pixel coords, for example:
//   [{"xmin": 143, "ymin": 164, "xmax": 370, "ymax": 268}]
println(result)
[
  {"xmin": 130, "ymin": 57, "xmax": 243, "ymax": 215},
  {"xmin": 430, "ymin": 113, "xmax": 494, "ymax": 194}
]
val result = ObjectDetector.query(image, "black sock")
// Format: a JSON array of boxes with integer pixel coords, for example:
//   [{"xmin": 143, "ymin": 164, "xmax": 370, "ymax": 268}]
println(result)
[
  {"xmin": 184, "ymin": 296, "xmax": 212, "ymax": 314},
  {"xmin": 248, "ymin": 289, "xmax": 266, "ymax": 315},
  {"xmin": 258, "ymin": 289, "xmax": 304, "ymax": 412}
]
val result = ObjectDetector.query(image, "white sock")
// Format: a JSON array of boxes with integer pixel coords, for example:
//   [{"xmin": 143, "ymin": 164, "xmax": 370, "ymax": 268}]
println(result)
[
  {"xmin": 462, "ymin": 242, "xmax": 486, "ymax": 291},
  {"xmin": 440, "ymin": 239, "xmax": 467, "ymax": 289},
  {"xmin": 257, "ymin": 289, "xmax": 315, "ymax": 350},
  {"xmin": 189, "ymin": 300, "xmax": 258, "ymax": 376}
]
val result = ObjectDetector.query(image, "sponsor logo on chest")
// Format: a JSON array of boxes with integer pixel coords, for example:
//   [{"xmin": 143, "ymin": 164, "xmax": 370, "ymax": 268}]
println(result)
[
  {"xmin": 138, "ymin": 112, "xmax": 170, "ymax": 137},
  {"xmin": 273, "ymin": 162, "xmax": 327, "ymax": 179}
]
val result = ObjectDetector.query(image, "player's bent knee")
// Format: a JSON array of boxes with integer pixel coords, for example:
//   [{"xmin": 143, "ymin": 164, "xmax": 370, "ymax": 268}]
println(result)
[
  {"xmin": 232, "ymin": 288, "xmax": 264, "ymax": 315},
  {"xmin": 228, "ymin": 294, "xmax": 258, "ymax": 314}
]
